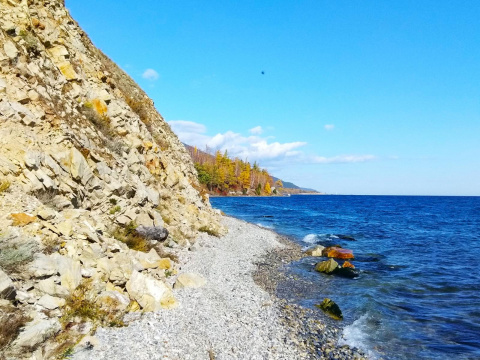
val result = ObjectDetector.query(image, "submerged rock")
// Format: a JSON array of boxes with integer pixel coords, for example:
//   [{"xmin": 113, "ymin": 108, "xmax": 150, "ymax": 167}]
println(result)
[
  {"xmin": 333, "ymin": 267, "xmax": 360, "ymax": 279},
  {"xmin": 335, "ymin": 234, "xmax": 356, "ymax": 241},
  {"xmin": 316, "ymin": 298, "xmax": 343, "ymax": 320}
]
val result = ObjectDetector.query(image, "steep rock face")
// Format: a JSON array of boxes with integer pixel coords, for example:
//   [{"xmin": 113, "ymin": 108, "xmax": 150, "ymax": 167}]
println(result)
[
  {"xmin": 0, "ymin": 0, "xmax": 224, "ymax": 357},
  {"xmin": 0, "ymin": 0, "xmax": 223, "ymax": 241}
]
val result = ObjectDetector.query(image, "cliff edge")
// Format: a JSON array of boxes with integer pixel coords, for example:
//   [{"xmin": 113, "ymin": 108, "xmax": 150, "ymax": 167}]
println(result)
[{"xmin": 0, "ymin": 0, "xmax": 224, "ymax": 358}]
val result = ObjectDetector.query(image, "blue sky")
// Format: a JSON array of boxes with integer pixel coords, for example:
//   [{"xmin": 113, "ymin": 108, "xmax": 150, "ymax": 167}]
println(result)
[{"xmin": 66, "ymin": 0, "xmax": 479, "ymax": 195}]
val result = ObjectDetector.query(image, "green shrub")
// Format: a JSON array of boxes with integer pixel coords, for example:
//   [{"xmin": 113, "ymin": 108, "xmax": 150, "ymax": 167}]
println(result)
[{"xmin": 109, "ymin": 205, "xmax": 121, "ymax": 214}]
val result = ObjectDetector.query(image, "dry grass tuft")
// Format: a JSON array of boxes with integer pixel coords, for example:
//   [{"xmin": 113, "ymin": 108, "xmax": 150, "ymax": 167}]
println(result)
[
  {"xmin": 198, "ymin": 226, "xmax": 220, "ymax": 237},
  {"xmin": 111, "ymin": 221, "xmax": 152, "ymax": 253},
  {"xmin": 0, "ymin": 180, "xmax": 11, "ymax": 194},
  {"xmin": 61, "ymin": 280, "xmax": 124, "ymax": 327},
  {"xmin": 0, "ymin": 304, "xmax": 31, "ymax": 350}
]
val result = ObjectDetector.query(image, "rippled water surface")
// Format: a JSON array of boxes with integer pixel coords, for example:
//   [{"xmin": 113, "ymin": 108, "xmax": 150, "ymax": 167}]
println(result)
[{"xmin": 210, "ymin": 195, "xmax": 480, "ymax": 360}]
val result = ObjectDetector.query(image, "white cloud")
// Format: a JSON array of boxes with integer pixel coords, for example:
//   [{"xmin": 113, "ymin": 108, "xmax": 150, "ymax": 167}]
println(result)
[
  {"xmin": 168, "ymin": 120, "xmax": 378, "ymax": 168},
  {"xmin": 249, "ymin": 126, "xmax": 263, "ymax": 135},
  {"xmin": 168, "ymin": 120, "xmax": 210, "ymax": 146},
  {"xmin": 312, "ymin": 155, "xmax": 376, "ymax": 164},
  {"xmin": 324, "ymin": 124, "xmax": 335, "ymax": 131},
  {"xmin": 142, "ymin": 68, "xmax": 159, "ymax": 81},
  {"xmin": 168, "ymin": 120, "xmax": 306, "ymax": 163}
]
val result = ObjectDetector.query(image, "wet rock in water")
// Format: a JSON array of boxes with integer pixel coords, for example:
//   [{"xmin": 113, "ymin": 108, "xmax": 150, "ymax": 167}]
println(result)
[
  {"xmin": 316, "ymin": 298, "xmax": 343, "ymax": 320},
  {"xmin": 135, "ymin": 225, "xmax": 169, "ymax": 241},
  {"xmin": 314, "ymin": 259, "xmax": 339, "ymax": 274},
  {"xmin": 304, "ymin": 245, "xmax": 325, "ymax": 257},
  {"xmin": 336, "ymin": 234, "xmax": 356, "ymax": 241},
  {"xmin": 334, "ymin": 267, "xmax": 360, "ymax": 279},
  {"xmin": 315, "ymin": 259, "xmax": 359, "ymax": 278},
  {"xmin": 342, "ymin": 261, "xmax": 355, "ymax": 269},
  {"xmin": 322, "ymin": 246, "xmax": 354, "ymax": 260}
]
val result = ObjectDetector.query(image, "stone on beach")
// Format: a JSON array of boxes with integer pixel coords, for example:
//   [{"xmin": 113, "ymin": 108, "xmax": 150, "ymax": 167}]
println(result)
[
  {"xmin": 316, "ymin": 298, "xmax": 343, "ymax": 320},
  {"xmin": 126, "ymin": 271, "xmax": 177, "ymax": 311},
  {"xmin": 135, "ymin": 225, "xmax": 169, "ymax": 241},
  {"xmin": 174, "ymin": 272, "xmax": 207, "ymax": 289}
]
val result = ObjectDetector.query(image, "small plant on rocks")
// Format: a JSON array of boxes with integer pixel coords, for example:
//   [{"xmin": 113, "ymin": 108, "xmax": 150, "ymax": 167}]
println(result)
[
  {"xmin": 111, "ymin": 221, "xmax": 152, "ymax": 252},
  {"xmin": 109, "ymin": 205, "xmax": 121, "ymax": 214},
  {"xmin": 0, "ymin": 180, "xmax": 11, "ymax": 193}
]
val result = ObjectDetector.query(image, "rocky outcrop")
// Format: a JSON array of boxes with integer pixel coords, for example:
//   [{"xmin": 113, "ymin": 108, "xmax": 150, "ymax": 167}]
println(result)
[{"xmin": 0, "ymin": 0, "xmax": 225, "ymax": 357}]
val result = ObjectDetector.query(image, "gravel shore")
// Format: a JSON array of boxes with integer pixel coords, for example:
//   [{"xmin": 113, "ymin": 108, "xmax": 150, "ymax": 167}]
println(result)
[{"xmin": 73, "ymin": 216, "xmax": 367, "ymax": 360}]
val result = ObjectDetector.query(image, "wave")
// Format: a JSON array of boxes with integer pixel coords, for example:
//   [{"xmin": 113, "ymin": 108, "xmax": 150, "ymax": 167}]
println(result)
[
  {"xmin": 255, "ymin": 223, "xmax": 275, "ymax": 229},
  {"xmin": 302, "ymin": 234, "xmax": 318, "ymax": 244},
  {"xmin": 339, "ymin": 314, "xmax": 380, "ymax": 359}
]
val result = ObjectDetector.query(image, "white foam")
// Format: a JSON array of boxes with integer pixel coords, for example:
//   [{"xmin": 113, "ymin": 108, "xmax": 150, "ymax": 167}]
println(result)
[
  {"xmin": 255, "ymin": 223, "xmax": 274, "ymax": 229},
  {"xmin": 339, "ymin": 314, "xmax": 379, "ymax": 359},
  {"xmin": 302, "ymin": 234, "xmax": 318, "ymax": 244}
]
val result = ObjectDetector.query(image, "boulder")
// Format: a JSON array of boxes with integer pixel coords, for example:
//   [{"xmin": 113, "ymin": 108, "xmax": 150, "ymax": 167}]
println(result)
[
  {"xmin": 174, "ymin": 273, "xmax": 206, "ymax": 289},
  {"xmin": 4, "ymin": 40, "xmax": 18, "ymax": 59},
  {"xmin": 316, "ymin": 298, "xmax": 343, "ymax": 320},
  {"xmin": 30, "ymin": 254, "xmax": 58, "ymax": 277},
  {"xmin": 57, "ymin": 220, "xmax": 73, "ymax": 237},
  {"xmin": 322, "ymin": 246, "xmax": 354, "ymax": 260},
  {"xmin": 57, "ymin": 256, "xmax": 82, "ymax": 292},
  {"xmin": 342, "ymin": 261, "xmax": 355, "ymax": 269},
  {"xmin": 314, "ymin": 259, "xmax": 339, "ymax": 274},
  {"xmin": 304, "ymin": 245, "xmax": 325, "ymax": 257},
  {"xmin": 126, "ymin": 271, "xmax": 177, "ymax": 311},
  {"xmin": 36, "ymin": 278, "xmax": 69, "ymax": 298},
  {"xmin": 97, "ymin": 291, "xmax": 130, "ymax": 311},
  {"xmin": 13, "ymin": 318, "xmax": 61, "ymax": 349},
  {"xmin": 37, "ymin": 294, "xmax": 65, "ymax": 310},
  {"xmin": 37, "ymin": 207, "xmax": 57, "ymax": 220},
  {"xmin": 135, "ymin": 226, "xmax": 169, "ymax": 241},
  {"xmin": 0, "ymin": 269, "xmax": 16, "ymax": 300},
  {"xmin": 69, "ymin": 148, "xmax": 94, "ymax": 185},
  {"xmin": 135, "ymin": 249, "xmax": 161, "ymax": 269}
]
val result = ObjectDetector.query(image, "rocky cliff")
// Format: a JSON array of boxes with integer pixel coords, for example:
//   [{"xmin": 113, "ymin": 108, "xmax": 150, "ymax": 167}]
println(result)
[{"xmin": 0, "ymin": 0, "xmax": 224, "ymax": 358}]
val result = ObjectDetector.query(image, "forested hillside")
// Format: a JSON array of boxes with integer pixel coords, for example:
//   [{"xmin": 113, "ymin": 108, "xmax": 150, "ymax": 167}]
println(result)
[{"xmin": 185, "ymin": 146, "xmax": 284, "ymax": 195}]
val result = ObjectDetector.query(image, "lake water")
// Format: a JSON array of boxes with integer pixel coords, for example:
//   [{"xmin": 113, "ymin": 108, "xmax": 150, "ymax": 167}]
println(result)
[{"xmin": 210, "ymin": 195, "xmax": 480, "ymax": 360}]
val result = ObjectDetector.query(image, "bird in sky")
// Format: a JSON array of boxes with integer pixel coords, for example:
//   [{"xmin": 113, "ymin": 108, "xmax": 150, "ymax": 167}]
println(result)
[{"xmin": 261, "ymin": 71, "xmax": 265, "ymax": 75}]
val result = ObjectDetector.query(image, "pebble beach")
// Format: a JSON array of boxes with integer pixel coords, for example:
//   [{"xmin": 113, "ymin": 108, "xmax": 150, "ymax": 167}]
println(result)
[{"xmin": 72, "ymin": 216, "xmax": 367, "ymax": 360}]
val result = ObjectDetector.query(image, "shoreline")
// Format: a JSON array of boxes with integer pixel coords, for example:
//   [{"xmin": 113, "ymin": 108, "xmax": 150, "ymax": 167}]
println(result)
[{"xmin": 72, "ymin": 216, "xmax": 367, "ymax": 359}]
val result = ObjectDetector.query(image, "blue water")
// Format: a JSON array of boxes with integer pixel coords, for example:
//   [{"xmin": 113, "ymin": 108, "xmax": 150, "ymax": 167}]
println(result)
[{"xmin": 210, "ymin": 195, "xmax": 480, "ymax": 360}]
